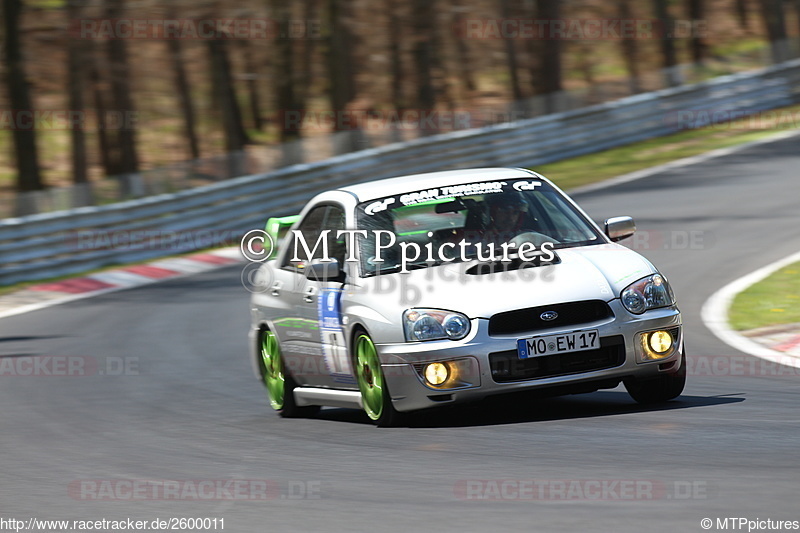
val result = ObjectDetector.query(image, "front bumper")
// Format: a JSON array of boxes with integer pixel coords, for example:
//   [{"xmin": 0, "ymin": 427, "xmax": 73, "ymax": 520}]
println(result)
[{"xmin": 377, "ymin": 300, "xmax": 682, "ymax": 412}]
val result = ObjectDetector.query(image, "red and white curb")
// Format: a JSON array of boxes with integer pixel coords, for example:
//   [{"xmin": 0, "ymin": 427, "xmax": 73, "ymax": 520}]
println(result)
[
  {"xmin": 0, "ymin": 248, "xmax": 244, "ymax": 320},
  {"xmin": 741, "ymin": 324, "xmax": 800, "ymax": 356},
  {"xmin": 702, "ymin": 249, "xmax": 800, "ymax": 367}
]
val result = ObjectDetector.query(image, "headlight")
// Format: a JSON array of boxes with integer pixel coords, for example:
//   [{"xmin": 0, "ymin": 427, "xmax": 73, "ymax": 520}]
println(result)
[
  {"xmin": 621, "ymin": 274, "xmax": 675, "ymax": 314},
  {"xmin": 403, "ymin": 309, "xmax": 471, "ymax": 342}
]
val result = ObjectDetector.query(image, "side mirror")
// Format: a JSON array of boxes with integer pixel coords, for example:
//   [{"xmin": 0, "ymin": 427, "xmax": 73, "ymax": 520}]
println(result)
[
  {"xmin": 605, "ymin": 216, "xmax": 636, "ymax": 242},
  {"xmin": 305, "ymin": 259, "xmax": 343, "ymax": 281}
]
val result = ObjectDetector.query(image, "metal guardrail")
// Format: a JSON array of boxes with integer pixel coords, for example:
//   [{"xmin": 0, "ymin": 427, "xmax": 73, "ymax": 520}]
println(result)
[{"xmin": 3, "ymin": 59, "xmax": 800, "ymax": 286}]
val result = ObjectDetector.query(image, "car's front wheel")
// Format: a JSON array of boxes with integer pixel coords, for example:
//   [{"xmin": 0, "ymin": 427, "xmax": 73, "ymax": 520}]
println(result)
[
  {"xmin": 260, "ymin": 330, "xmax": 319, "ymax": 418},
  {"xmin": 624, "ymin": 351, "xmax": 686, "ymax": 404},
  {"xmin": 353, "ymin": 331, "xmax": 402, "ymax": 427}
]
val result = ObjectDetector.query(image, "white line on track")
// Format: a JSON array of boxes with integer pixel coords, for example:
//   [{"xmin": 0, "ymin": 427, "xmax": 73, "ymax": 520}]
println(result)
[
  {"xmin": 702, "ymin": 250, "xmax": 800, "ymax": 367},
  {"xmin": 568, "ymin": 129, "xmax": 800, "ymax": 195}
]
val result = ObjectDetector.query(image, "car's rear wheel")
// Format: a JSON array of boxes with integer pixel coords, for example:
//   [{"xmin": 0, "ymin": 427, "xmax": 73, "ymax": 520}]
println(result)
[
  {"xmin": 260, "ymin": 330, "xmax": 319, "ymax": 418},
  {"xmin": 624, "ymin": 351, "xmax": 686, "ymax": 404},
  {"xmin": 354, "ymin": 331, "xmax": 402, "ymax": 427}
]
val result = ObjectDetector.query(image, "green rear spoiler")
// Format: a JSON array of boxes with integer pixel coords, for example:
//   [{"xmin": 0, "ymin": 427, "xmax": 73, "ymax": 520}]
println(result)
[{"xmin": 264, "ymin": 215, "xmax": 299, "ymax": 259}]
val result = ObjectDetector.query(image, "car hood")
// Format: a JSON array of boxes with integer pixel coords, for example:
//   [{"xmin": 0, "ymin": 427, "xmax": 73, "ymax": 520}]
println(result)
[{"xmin": 354, "ymin": 243, "xmax": 656, "ymax": 318}]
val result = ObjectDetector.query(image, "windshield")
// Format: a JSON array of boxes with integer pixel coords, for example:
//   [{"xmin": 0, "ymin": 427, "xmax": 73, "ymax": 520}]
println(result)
[{"xmin": 355, "ymin": 178, "xmax": 604, "ymax": 275}]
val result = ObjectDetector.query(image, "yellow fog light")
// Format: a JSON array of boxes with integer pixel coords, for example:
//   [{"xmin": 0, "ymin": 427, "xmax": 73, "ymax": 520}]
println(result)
[
  {"xmin": 648, "ymin": 330, "xmax": 673, "ymax": 354},
  {"xmin": 424, "ymin": 362, "xmax": 450, "ymax": 386}
]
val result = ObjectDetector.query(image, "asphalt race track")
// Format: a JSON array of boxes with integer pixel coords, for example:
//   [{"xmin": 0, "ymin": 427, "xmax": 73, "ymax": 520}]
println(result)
[{"xmin": 1, "ymin": 137, "xmax": 799, "ymax": 532}]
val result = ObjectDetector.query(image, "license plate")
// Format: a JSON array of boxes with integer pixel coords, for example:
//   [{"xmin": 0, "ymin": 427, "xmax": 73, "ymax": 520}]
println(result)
[{"xmin": 517, "ymin": 330, "xmax": 600, "ymax": 359}]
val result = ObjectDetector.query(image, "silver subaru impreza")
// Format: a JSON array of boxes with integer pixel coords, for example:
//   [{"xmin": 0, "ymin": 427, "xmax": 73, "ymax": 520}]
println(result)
[{"xmin": 248, "ymin": 168, "xmax": 684, "ymax": 426}]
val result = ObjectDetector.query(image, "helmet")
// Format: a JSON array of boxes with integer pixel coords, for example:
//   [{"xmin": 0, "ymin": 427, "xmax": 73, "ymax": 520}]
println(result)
[{"xmin": 485, "ymin": 191, "xmax": 526, "ymax": 210}]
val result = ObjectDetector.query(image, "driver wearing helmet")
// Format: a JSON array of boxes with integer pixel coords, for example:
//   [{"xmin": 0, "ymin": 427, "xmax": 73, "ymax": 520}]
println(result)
[{"xmin": 480, "ymin": 191, "xmax": 529, "ymax": 245}]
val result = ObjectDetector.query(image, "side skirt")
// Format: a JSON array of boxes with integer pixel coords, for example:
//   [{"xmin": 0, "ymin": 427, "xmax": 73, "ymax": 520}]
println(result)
[{"xmin": 293, "ymin": 387, "xmax": 363, "ymax": 409}]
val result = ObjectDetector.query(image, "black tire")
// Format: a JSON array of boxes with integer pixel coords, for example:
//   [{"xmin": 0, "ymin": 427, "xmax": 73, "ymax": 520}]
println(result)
[
  {"xmin": 624, "ymin": 351, "xmax": 686, "ymax": 404},
  {"xmin": 258, "ymin": 329, "xmax": 320, "ymax": 419},
  {"xmin": 278, "ymin": 374, "xmax": 321, "ymax": 419}
]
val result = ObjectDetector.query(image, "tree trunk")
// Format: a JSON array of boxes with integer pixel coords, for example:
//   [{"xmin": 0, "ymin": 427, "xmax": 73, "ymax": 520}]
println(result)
[
  {"xmin": 386, "ymin": 0, "xmax": 407, "ymax": 141},
  {"xmin": 653, "ymin": 0, "xmax": 680, "ymax": 87},
  {"xmin": 759, "ymin": 0, "xmax": 789, "ymax": 63},
  {"xmin": 166, "ymin": 22, "xmax": 200, "ymax": 159},
  {"xmin": 327, "ymin": 0, "xmax": 364, "ymax": 151},
  {"xmin": 795, "ymin": 0, "xmax": 800, "ymax": 48},
  {"xmin": 3, "ymin": 0, "xmax": 44, "ymax": 193},
  {"xmin": 105, "ymin": 0, "xmax": 139, "ymax": 175},
  {"xmin": 273, "ymin": 0, "xmax": 303, "ymax": 144},
  {"xmin": 538, "ymin": 0, "xmax": 563, "ymax": 111},
  {"xmin": 427, "ymin": 2, "xmax": 455, "ymax": 110},
  {"xmin": 326, "ymin": 0, "xmax": 357, "ymax": 125},
  {"xmin": 66, "ymin": 0, "xmax": 88, "ymax": 185},
  {"xmin": 523, "ymin": 0, "xmax": 540, "ymax": 107},
  {"xmin": 618, "ymin": 0, "xmax": 641, "ymax": 93},
  {"xmin": 500, "ymin": 0, "xmax": 524, "ymax": 102},
  {"xmin": 412, "ymin": 0, "xmax": 437, "ymax": 133},
  {"xmin": 387, "ymin": 0, "xmax": 407, "ymax": 112},
  {"xmin": 298, "ymin": 0, "xmax": 317, "ymax": 107},
  {"xmin": 735, "ymin": 0, "xmax": 750, "ymax": 30},
  {"xmin": 687, "ymin": 0, "xmax": 707, "ymax": 64},
  {"xmin": 575, "ymin": 43, "xmax": 598, "ymax": 103},
  {"xmin": 450, "ymin": 1, "xmax": 476, "ymax": 94},
  {"xmin": 239, "ymin": 40, "xmax": 264, "ymax": 132},
  {"xmin": 207, "ymin": 38, "xmax": 250, "ymax": 153},
  {"xmin": 86, "ymin": 44, "xmax": 116, "ymax": 177}
]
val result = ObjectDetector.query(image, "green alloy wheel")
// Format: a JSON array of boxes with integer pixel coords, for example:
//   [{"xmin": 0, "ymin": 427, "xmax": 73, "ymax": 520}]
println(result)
[
  {"xmin": 261, "ymin": 330, "xmax": 286, "ymax": 410},
  {"xmin": 354, "ymin": 332, "xmax": 401, "ymax": 427},
  {"xmin": 260, "ymin": 330, "xmax": 319, "ymax": 418}
]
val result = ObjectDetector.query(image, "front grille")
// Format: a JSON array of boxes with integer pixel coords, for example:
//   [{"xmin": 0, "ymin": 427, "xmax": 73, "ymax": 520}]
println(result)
[
  {"xmin": 489, "ymin": 335, "xmax": 625, "ymax": 383},
  {"xmin": 488, "ymin": 300, "xmax": 613, "ymax": 336}
]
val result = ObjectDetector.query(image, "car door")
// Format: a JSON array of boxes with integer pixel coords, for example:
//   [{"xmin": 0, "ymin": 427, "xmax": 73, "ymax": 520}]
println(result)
[
  {"xmin": 294, "ymin": 204, "xmax": 355, "ymax": 388},
  {"xmin": 270, "ymin": 205, "xmax": 328, "ymax": 386},
  {"xmin": 272, "ymin": 204, "xmax": 353, "ymax": 388}
]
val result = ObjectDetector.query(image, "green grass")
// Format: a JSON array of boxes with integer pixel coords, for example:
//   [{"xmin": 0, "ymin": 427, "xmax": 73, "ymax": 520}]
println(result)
[
  {"xmin": 536, "ymin": 104, "xmax": 800, "ymax": 190},
  {"xmin": 710, "ymin": 37, "xmax": 769, "ymax": 58},
  {"xmin": 27, "ymin": 0, "xmax": 65, "ymax": 8},
  {"xmin": 729, "ymin": 262, "xmax": 800, "ymax": 331}
]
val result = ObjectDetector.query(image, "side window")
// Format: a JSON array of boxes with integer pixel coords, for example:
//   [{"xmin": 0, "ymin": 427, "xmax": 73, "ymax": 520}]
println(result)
[
  {"xmin": 324, "ymin": 206, "xmax": 347, "ymax": 265},
  {"xmin": 281, "ymin": 205, "xmax": 328, "ymax": 271},
  {"xmin": 280, "ymin": 204, "xmax": 348, "ymax": 271}
]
